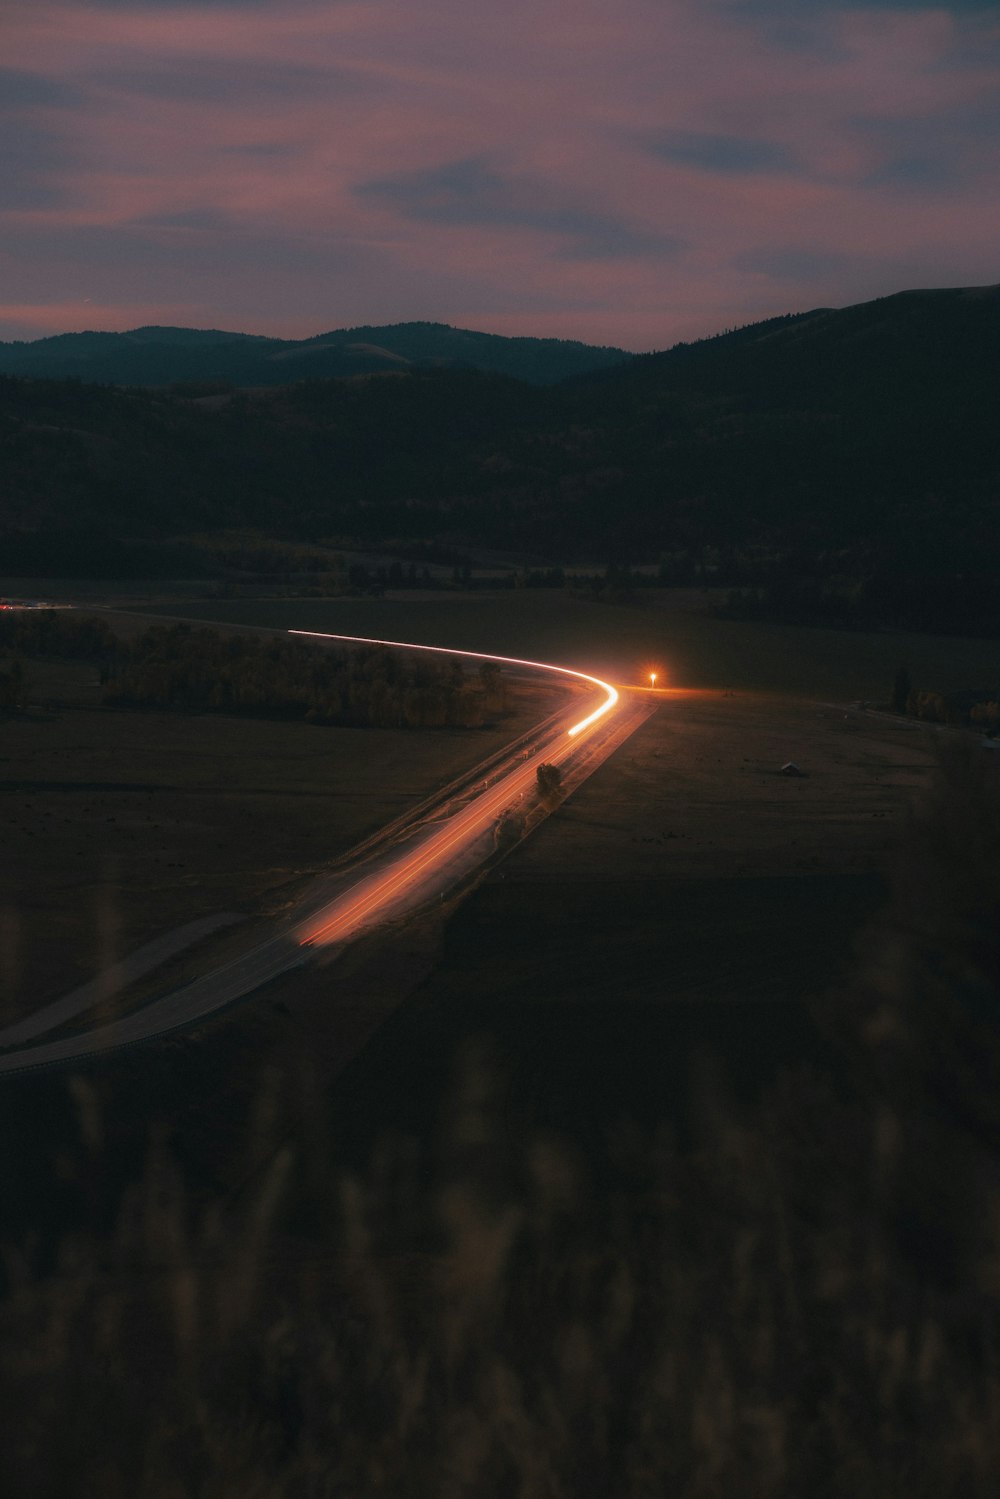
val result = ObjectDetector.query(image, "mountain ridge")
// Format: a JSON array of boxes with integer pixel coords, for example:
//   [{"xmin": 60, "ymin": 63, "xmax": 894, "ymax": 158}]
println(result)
[
  {"xmin": 0, "ymin": 320, "xmax": 631, "ymax": 387},
  {"xmin": 2, "ymin": 284, "xmax": 997, "ymax": 630}
]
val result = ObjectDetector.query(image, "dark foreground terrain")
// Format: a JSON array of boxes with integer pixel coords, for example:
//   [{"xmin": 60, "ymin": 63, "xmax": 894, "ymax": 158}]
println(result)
[{"xmin": 4, "ymin": 604, "xmax": 1000, "ymax": 1493}]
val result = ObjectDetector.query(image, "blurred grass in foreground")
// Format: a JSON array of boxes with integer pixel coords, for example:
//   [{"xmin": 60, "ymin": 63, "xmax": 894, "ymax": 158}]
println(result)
[{"xmin": 2, "ymin": 744, "xmax": 1000, "ymax": 1497}]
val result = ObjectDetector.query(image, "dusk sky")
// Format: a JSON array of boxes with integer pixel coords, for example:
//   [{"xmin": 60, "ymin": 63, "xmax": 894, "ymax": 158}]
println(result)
[{"xmin": 3, "ymin": 0, "xmax": 998, "ymax": 350}]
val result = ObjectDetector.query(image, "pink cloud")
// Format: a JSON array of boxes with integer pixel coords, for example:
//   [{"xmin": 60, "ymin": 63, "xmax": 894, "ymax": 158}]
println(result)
[{"xmin": 2, "ymin": 0, "xmax": 998, "ymax": 346}]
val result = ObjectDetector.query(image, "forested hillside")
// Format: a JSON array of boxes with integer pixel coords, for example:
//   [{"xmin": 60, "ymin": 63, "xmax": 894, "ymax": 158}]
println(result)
[{"xmin": 2, "ymin": 286, "xmax": 998, "ymax": 632}]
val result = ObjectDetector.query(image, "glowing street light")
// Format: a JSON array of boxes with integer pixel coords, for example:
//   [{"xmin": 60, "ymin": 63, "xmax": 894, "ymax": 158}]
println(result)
[{"xmin": 649, "ymin": 671, "xmax": 658, "ymax": 689}]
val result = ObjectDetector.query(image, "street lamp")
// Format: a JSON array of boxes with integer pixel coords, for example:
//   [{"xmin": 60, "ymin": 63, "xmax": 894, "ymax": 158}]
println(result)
[{"xmin": 649, "ymin": 672, "xmax": 657, "ymax": 689}]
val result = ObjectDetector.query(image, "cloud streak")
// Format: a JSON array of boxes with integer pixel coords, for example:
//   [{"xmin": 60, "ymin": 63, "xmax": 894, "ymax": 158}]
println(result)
[
  {"xmin": 356, "ymin": 157, "xmax": 682, "ymax": 262},
  {"xmin": 1, "ymin": 0, "xmax": 997, "ymax": 348}
]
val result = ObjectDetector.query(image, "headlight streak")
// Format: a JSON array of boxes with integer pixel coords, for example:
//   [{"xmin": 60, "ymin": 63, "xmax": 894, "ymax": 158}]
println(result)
[
  {"xmin": 298, "ymin": 770, "xmax": 526, "ymax": 947},
  {"xmin": 287, "ymin": 628, "xmax": 622, "ymax": 947},
  {"xmin": 287, "ymin": 629, "xmax": 618, "ymax": 737}
]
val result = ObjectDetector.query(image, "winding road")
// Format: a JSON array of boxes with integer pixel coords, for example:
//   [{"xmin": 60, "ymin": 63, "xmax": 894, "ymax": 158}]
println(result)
[{"xmin": 0, "ymin": 629, "xmax": 652, "ymax": 1074}]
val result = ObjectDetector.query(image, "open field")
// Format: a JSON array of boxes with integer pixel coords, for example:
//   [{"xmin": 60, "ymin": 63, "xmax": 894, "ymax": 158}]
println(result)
[
  {"xmin": 0, "ymin": 588, "xmax": 981, "ymax": 1182},
  {"xmin": 5, "ymin": 580, "xmax": 987, "ymax": 1050},
  {"xmin": 308, "ymin": 687, "xmax": 943, "ymax": 1159},
  {"xmin": 0, "ymin": 652, "xmax": 561, "ymax": 1025},
  {"xmin": 41, "ymin": 681, "xmax": 935, "ymax": 1163},
  {"xmin": 0, "ymin": 682, "xmax": 943, "ymax": 1196}
]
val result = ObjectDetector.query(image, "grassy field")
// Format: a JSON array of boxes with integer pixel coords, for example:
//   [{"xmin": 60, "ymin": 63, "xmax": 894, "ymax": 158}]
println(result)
[
  {"xmin": 32, "ymin": 681, "xmax": 934, "ymax": 1170},
  {"xmin": 0, "ymin": 650, "xmax": 560, "ymax": 1024},
  {"xmin": 6, "ymin": 580, "xmax": 983, "ymax": 1063},
  {"xmin": 6, "ymin": 579, "xmax": 985, "ymax": 1039},
  {"xmin": 311, "ymin": 687, "xmax": 941, "ymax": 1159}
]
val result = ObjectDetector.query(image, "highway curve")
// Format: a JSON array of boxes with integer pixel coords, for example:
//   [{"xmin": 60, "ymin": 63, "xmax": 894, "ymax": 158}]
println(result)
[{"xmin": 0, "ymin": 631, "xmax": 652, "ymax": 1075}]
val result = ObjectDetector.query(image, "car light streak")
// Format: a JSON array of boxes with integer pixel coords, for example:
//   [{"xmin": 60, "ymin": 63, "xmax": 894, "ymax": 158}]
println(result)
[
  {"xmin": 298, "ymin": 754, "xmax": 538, "ymax": 946},
  {"xmin": 0, "ymin": 620, "xmax": 649, "ymax": 1069},
  {"xmin": 288, "ymin": 629, "xmax": 618, "ymax": 737},
  {"xmin": 290, "ymin": 629, "xmax": 623, "ymax": 948}
]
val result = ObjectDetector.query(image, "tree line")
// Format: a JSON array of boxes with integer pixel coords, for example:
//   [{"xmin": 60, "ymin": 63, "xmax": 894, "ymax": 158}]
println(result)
[{"xmin": 0, "ymin": 612, "xmax": 508, "ymax": 730}]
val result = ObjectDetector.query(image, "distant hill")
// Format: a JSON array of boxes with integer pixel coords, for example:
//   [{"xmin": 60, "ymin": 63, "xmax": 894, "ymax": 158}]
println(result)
[
  {"xmin": 579, "ymin": 284, "xmax": 1000, "ymax": 399},
  {"xmin": 564, "ymin": 283, "xmax": 1000, "ymax": 534},
  {"xmin": 1, "ymin": 286, "xmax": 998, "ymax": 631},
  {"xmin": 0, "ymin": 321, "xmax": 630, "ymax": 388}
]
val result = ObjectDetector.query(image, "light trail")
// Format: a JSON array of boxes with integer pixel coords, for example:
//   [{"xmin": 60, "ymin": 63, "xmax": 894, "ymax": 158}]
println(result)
[
  {"xmin": 0, "ymin": 627, "xmax": 646, "ymax": 1070},
  {"xmin": 297, "ymin": 763, "xmax": 533, "ymax": 947},
  {"xmin": 287, "ymin": 629, "xmax": 618, "ymax": 737},
  {"xmin": 289, "ymin": 627, "xmax": 623, "ymax": 948}
]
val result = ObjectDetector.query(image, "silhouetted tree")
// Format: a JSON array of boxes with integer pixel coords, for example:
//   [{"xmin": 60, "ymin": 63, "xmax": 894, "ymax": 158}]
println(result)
[{"xmin": 536, "ymin": 762, "xmax": 562, "ymax": 800}]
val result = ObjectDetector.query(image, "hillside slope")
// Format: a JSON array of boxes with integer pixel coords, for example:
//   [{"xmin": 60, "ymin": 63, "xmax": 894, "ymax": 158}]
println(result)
[
  {"xmin": 1, "ymin": 287, "xmax": 997, "ymax": 628},
  {"xmin": 0, "ymin": 321, "xmax": 630, "ymax": 388}
]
